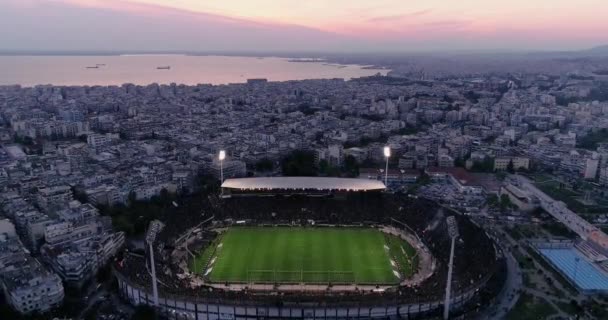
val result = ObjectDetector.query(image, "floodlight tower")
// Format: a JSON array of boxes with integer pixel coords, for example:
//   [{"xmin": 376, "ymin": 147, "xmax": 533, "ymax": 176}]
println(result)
[
  {"xmin": 383, "ymin": 146, "xmax": 391, "ymax": 187},
  {"xmin": 146, "ymin": 220, "xmax": 165, "ymax": 308},
  {"xmin": 444, "ymin": 216, "xmax": 459, "ymax": 320},
  {"xmin": 218, "ymin": 150, "xmax": 226, "ymax": 183}
]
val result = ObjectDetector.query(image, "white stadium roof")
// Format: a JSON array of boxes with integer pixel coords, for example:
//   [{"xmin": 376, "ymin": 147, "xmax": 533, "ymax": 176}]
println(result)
[{"xmin": 221, "ymin": 177, "xmax": 386, "ymax": 191}]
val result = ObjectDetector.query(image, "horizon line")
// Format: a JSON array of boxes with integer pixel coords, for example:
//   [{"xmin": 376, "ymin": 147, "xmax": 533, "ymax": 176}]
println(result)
[{"xmin": 0, "ymin": 46, "xmax": 606, "ymax": 57}]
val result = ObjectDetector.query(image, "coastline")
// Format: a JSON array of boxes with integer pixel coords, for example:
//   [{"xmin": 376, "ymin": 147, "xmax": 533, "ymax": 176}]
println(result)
[{"xmin": 0, "ymin": 55, "xmax": 390, "ymax": 87}]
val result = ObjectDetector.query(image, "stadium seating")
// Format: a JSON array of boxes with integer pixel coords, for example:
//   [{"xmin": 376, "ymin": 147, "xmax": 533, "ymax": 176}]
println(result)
[{"xmin": 114, "ymin": 193, "xmax": 500, "ymax": 306}]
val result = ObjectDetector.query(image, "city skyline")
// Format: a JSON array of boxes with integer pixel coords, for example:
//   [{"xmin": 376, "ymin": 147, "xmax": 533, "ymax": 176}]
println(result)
[{"xmin": 2, "ymin": 0, "xmax": 608, "ymax": 53}]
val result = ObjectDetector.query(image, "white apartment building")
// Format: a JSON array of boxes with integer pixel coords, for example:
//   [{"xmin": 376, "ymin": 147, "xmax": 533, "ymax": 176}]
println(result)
[
  {"xmin": 36, "ymin": 185, "xmax": 73, "ymax": 213},
  {"xmin": 0, "ymin": 236, "xmax": 64, "ymax": 315},
  {"xmin": 1, "ymin": 264, "xmax": 64, "ymax": 314},
  {"xmin": 494, "ymin": 157, "xmax": 530, "ymax": 171},
  {"xmin": 583, "ymin": 153, "xmax": 600, "ymax": 180},
  {"xmin": 44, "ymin": 220, "xmax": 102, "ymax": 246},
  {"xmin": 85, "ymin": 185, "xmax": 125, "ymax": 206},
  {"xmin": 208, "ymin": 159, "xmax": 246, "ymax": 180},
  {"xmin": 86, "ymin": 133, "xmax": 111, "ymax": 149},
  {"xmin": 316, "ymin": 144, "xmax": 344, "ymax": 167}
]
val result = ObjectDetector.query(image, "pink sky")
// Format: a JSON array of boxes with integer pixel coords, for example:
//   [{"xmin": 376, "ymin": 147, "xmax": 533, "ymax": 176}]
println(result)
[{"xmin": 2, "ymin": 0, "xmax": 608, "ymax": 51}]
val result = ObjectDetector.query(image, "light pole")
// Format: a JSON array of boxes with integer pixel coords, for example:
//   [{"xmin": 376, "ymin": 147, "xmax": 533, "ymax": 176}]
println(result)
[
  {"xmin": 219, "ymin": 150, "xmax": 226, "ymax": 183},
  {"xmin": 383, "ymin": 146, "xmax": 391, "ymax": 187},
  {"xmin": 145, "ymin": 220, "xmax": 165, "ymax": 309},
  {"xmin": 219, "ymin": 150, "xmax": 226, "ymax": 196},
  {"xmin": 444, "ymin": 216, "xmax": 459, "ymax": 320}
]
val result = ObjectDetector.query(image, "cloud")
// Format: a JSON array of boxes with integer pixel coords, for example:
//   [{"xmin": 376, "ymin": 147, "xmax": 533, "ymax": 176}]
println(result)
[
  {"xmin": 59, "ymin": 0, "xmax": 277, "ymax": 27},
  {"xmin": 2, "ymin": 0, "xmax": 606, "ymax": 52},
  {"xmin": 0, "ymin": 0, "xmax": 356, "ymax": 52},
  {"xmin": 423, "ymin": 19, "xmax": 472, "ymax": 29},
  {"xmin": 367, "ymin": 9, "xmax": 432, "ymax": 22}
]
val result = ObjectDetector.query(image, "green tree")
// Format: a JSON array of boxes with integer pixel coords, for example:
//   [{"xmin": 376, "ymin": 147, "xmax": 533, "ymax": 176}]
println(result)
[
  {"xmin": 500, "ymin": 194, "xmax": 513, "ymax": 211},
  {"xmin": 343, "ymin": 155, "xmax": 359, "ymax": 177},
  {"xmin": 112, "ymin": 214, "xmax": 134, "ymax": 235},
  {"xmin": 128, "ymin": 191, "xmax": 137, "ymax": 204},
  {"xmin": 254, "ymin": 158, "xmax": 274, "ymax": 172},
  {"xmin": 507, "ymin": 160, "xmax": 515, "ymax": 173},
  {"xmin": 13, "ymin": 134, "xmax": 34, "ymax": 146},
  {"xmin": 71, "ymin": 186, "xmax": 89, "ymax": 203},
  {"xmin": 454, "ymin": 157, "xmax": 466, "ymax": 168},
  {"xmin": 487, "ymin": 194, "xmax": 499, "ymax": 207},
  {"xmin": 471, "ymin": 156, "xmax": 494, "ymax": 172},
  {"xmin": 281, "ymin": 150, "xmax": 317, "ymax": 176},
  {"xmin": 318, "ymin": 159, "xmax": 329, "ymax": 175}
]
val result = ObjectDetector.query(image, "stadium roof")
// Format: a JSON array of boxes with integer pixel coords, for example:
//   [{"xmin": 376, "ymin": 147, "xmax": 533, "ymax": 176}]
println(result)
[{"xmin": 221, "ymin": 177, "xmax": 386, "ymax": 191}]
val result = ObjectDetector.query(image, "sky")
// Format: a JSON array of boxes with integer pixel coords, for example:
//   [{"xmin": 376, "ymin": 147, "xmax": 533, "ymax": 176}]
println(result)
[{"xmin": 1, "ymin": 0, "xmax": 607, "ymax": 52}]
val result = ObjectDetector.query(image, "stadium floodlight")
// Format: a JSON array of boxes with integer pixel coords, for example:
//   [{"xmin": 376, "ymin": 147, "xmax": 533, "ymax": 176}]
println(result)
[
  {"xmin": 219, "ymin": 150, "xmax": 226, "ymax": 185},
  {"xmin": 446, "ymin": 216, "xmax": 459, "ymax": 239},
  {"xmin": 145, "ymin": 220, "xmax": 165, "ymax": 309},
  {"xmin": 444, "ymin": 216, "xmax": 459, "ymax": 320},
  {"xmin": 383, "ymin": 146, "xmax": 391, "ymax": 187},
  {"xmin": 145, "ymin": 220, "xmax": 165, "ymax": 245}
]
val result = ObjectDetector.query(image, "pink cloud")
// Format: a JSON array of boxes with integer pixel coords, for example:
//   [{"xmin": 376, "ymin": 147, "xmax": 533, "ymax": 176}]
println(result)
[
  {"xmin": 3, "ymin": 0, "xmax": 607, "ymax": 51},
  {"xmin": 367, "ymin": 9, "xmax": 433, "ymax": 22}
]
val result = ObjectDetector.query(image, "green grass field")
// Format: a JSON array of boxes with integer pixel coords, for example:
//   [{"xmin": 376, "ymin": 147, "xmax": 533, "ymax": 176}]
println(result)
[{"xmin": 191, "ymin": 227, "xmax": 417, "ymax": 284}]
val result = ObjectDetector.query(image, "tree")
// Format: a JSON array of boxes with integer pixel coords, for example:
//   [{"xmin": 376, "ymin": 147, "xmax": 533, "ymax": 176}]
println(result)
[
  {"xmin": 71, "ymin": 186, "xmax": 88, "ymax": 203},
  {"xmin": 464, "ymin": 90, "xmax": 481, "ymax": 103},
  {"xmin": 578, "ymin": 128, "xmax": 608, "ymax": 150},
  {"xmin": 128, "ymin": 191, "xmax": 137, "ymax": 204},
  {"xmin": 507, "ymin": 160, "xmax": 515, "ymax": 173},
  {"xmin": 500, "ymin": 194, "xmax": 513, "ymax": 211},
  {"xmin": 131, "ymin": 305, "xmax": 156, "ymax": 320},
  {"xmin": 112, "ymin": 214, "xmax": 134, "ymax": 235},
  {"xmin": 417, "ymin": 172, "xmax": 431, "ymax": 185},
  {"xmin": 471, "ymin": 156, "xmax": 494, "ymax": 172},
  {"xmin": 487, "ymin": 194, "xmax": 499, "ymax": 208},
  {"xmin": 159, "ymin": 188, "xmax": 172, "ymax": 205},
  {"xmin": 343, "ymin": 155, "xmax": 359, "ymax": 177},
  {"xmin": 318, "ymin": 159, "xmax": 329, "ymax": 175},
  {"xmin": 197, "ymin": 174, "xmax": 220, "ymax": 195},
  {"xmin": 318, "ymin": 160, "xmax": 341, "ymax": 177},
  {"xmin": 281, "ymin": 150, "xmax": 317, "ymax": 176},
  {"xmin": 13, "ymin": 134, "xmax": 34, "ymax": 146},
  {"xmin": 254, "ymin": 158, "xmax": 274, "ymax": 172}
]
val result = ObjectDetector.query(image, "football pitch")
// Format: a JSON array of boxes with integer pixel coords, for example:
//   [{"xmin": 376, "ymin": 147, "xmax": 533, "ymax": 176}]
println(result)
[{"xmin": 191, "ymin": 227, "xmax": 417, "ymax": 284}]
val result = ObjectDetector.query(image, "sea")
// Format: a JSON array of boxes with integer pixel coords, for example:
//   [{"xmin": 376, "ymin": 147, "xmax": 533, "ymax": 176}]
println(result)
[{"xmin": 0, "ymin": 55, "xmax": 388, "ymax": 87}]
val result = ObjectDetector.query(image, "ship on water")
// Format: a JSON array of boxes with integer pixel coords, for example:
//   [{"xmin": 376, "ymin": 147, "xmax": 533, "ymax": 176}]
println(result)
[{"xmin": 156, "ymin": 66, "xmax": 171, "ymax": 70}]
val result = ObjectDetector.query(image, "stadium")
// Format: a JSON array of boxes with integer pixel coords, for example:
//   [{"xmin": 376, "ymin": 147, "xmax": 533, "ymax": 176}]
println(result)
[{"xmin": 113, "ymin": 177, "xmax": 506, "ymax": 319}]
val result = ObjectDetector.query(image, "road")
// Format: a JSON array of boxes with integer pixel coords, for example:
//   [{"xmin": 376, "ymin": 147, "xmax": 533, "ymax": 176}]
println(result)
[{"xmin": 477, "ymin": 236, "xmax": 523, "ymax": 320}]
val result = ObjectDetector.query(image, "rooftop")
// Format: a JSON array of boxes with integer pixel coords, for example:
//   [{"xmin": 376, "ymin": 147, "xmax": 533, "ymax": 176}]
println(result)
[{"xmin": 222, "ymin": 177, "xmax": 386, "ymax": 191}]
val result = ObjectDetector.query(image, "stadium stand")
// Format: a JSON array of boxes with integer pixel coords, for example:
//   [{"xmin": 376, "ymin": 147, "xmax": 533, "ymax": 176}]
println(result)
[{"xmin": 113, "ymin": 186, "xmax": 503, "ymax": 319}]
